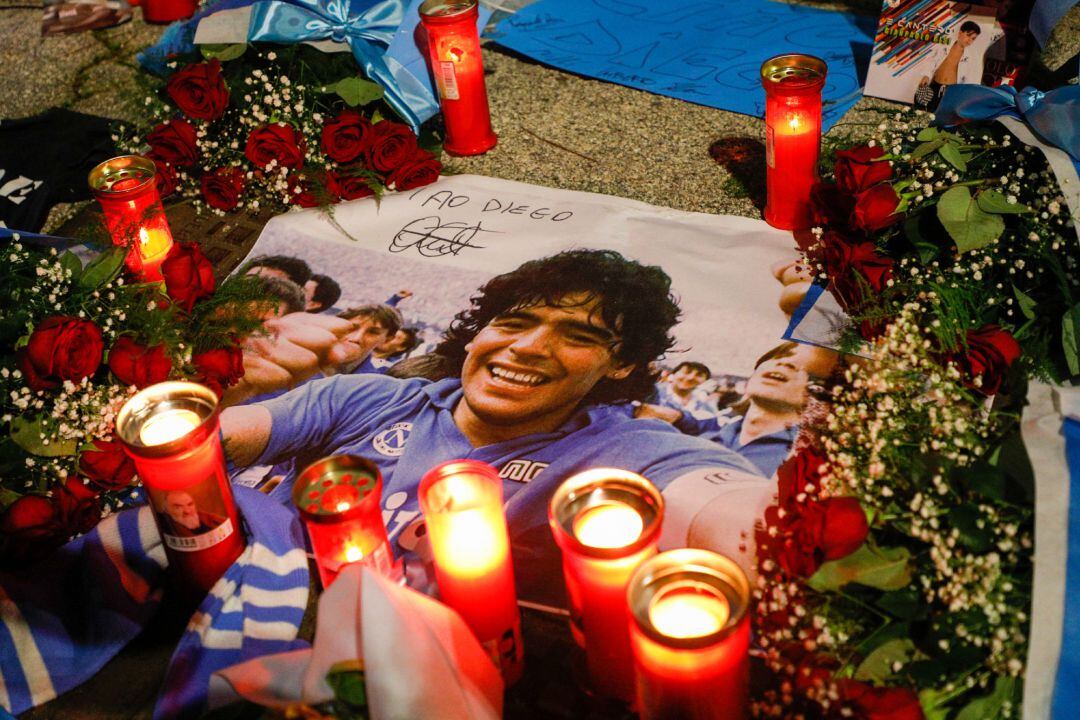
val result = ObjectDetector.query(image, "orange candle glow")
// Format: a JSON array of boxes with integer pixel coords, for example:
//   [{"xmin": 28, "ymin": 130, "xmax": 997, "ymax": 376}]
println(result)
[
  {"xmin": 628, "ymin": 549, "xmax": 751, "ymax": 720},
  {"xmin": 293, "ymin": 456, "xmax": 394, "ymax": 589},
  {"xmin": 761, "ymin": 55, "xmax": 826, "ymax": 231},
  {"xmin": 419, "ymin": 0, "xmax": 497, "ymax": 156},
  {"xmin": 89, "ymin": 155, "xmax": 175, "ymax": 282},
  {"xmin": 549, "ymin": 468, "xmax": 664, "ymax": 703},
  {"xmin": 419, "ymin": 460, "xmax": 523, "ymax": 684},
  {"xmin": 116, "ymin": 382, "xmax": 245, "ymax": 602}
]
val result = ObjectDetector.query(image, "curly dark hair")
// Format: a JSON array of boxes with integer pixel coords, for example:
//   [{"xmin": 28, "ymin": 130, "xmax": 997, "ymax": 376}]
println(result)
[
  {"xmin": 240, "ymin": 254, "xmax": 313, "ymax": 287},
  {"xmin": 435, "ymin": 249, "xmax": 681, "ymax": 405}
]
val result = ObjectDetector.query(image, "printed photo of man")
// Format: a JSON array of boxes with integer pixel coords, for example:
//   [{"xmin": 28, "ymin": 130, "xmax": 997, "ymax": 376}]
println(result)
[
  {"xmin": 158, "ymin": 490, "xmax": 224, "ymax": 537},
  {"xmin": 916, "ymin": 20, "xmax": 983, "ymax": 111},
  {"xmin": 220, "ymin": 249, "xmax": 771, "ymax": 606},
  {"xmin": 655, "ymin": 361, "xmax": 716, "ymax": 419}
]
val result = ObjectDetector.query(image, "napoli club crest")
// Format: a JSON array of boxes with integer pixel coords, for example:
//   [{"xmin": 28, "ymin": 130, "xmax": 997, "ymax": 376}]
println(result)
[{"xmin": 372, "ymin": 422, "xmax": 412, "ymax": 456}]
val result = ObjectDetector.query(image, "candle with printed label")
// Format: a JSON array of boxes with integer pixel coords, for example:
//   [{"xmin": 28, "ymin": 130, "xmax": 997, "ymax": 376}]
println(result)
[
  {"xmin": 293, "ymin": 455, "xmax": 394, "ymax": 589},
  {"xmin": 116, "ymin": 382, "xmax": 245, "ymax": 599},
  {"xmin": 419, "ymin": 0, "xmax": 497, "ymax": 156},
  {"xmin": 89, "ymin": 155, "xmax": 175, "ymax": 281},
  {"xmin": 760, "ymin": 55, "xmax": 827, "ymax": 231},
  {"xmin": 549, "ymin": 468, "xmax": 664, "ymax": 703},
  {"xmin": 628, "ymin": 549, "xmax": 751, "ymax": 719},
  {"xmin": 419, "ymin": 460, "xmax": 523, "ymax": 684}
]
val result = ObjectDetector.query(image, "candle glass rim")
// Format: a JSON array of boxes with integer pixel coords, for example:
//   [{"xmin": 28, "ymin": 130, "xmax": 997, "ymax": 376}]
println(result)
[
  {"xmin": 293, "ymin": 454, "xmax": 383, "ymax": 524},
  {"xmin": 548, "ymin": 468, "xmax": 664, "ymax": 559},
  {"xmin": 418, "ymin": 459, "xmax": 503, "ymax": 515},
  {"xmin": 759, "ymin": 54, "xmax": 827, "ymax": 91},
  {"xmin": 89, "ymin": 155, "xmax": 158, "ymax": 197},
  {"xmin": 628, "ymin": 548, "xmax": 750, "ymax": 650},
  {"xmin": 115, "ymin": 381, "xmax": 219, "ymax": 458},
  {"xmin": 418, "ymin": 0, "xmax": 477, "ymax": 21}
]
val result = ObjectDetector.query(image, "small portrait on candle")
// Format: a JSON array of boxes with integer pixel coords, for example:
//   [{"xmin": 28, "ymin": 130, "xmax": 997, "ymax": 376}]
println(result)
[{"xmin": 148, "ymin": 481, "xmax": 229, "ymax": 547}]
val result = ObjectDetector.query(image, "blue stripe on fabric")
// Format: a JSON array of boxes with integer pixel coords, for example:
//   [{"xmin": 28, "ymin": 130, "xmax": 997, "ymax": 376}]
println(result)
[
  {"xmin": 243, "ymin": 603, "xmax": 305, "ymax": 624},
  {"xmin": 0, "ymin": 607, "xmax": 32, "ymax": 713},
  {"xmin": 782, "ymin": 281, "xmax": 826, "ymax": 341},
  {"xmin": 1053, "ymin": 416, "xmax": 1080, "ymax": 717},
  {"xmin": 242, "ymin": 566, "xmax": 307, "ymax": 589},
  {"xmin": 118, "ymin": 509, "xmax": 164, "ymax": 588}
]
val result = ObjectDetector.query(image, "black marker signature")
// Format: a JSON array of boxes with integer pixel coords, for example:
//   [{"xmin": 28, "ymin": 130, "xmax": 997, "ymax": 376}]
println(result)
[{"xmin": 389, "ymin": 216, "xmax": 497, "ymax": 257}]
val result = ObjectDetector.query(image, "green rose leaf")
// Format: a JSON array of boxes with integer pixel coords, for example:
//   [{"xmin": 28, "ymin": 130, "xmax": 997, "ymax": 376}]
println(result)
[
  {"xmin": 79, "ymin": 247, "xmax": 126, "ymax": 291},
  {"xmin": 949, "ymin": 504, "xmax": 993, "ymax": 552},
  {"xmin": 938, "ymin": 141, "xmax": 967, "ymax": 171},
  {"xmin": 976, "ymin": 189, "xmax": 1032, "ymax": 214},
  {"xmin": 903, "ymin": 214, "xmax": 939, "ymax": 264},
  {"xmin": 919, "ymin": 688, "xmax": 953, "ymax": 720},
  {"xmin": 855, "ymin": 638, "xmax": 917, "ymax": 683},
  {"xmin": 200, "ymin": 43, "xmax": 248, "ymax": 62},
  {"xmin": 1063, "ymin": 303, "xmax": 1080, "ymax": 376},
  {"xmin": 876, "ymin": 587, "xmax": 922, "ymax": 619},
  {"xmin": 59, "ymin": 251, "xmax": 82, "ymax": 282},
  {"xmin": 912, "ymin": 138, "xmax": 945, "ymax": 159},
  {"xmin": 937, "ymin": 186, "xmax": 1005, "ymax": 254},
  {"xmin": 321, "ymin": 77, "xmax": 384, "ymax": 107},
  {"xmin": 11, "ymin": 416, "xmax": 78, "ymax": 457},
  {"xmin": 916, "ymin": 127, "xmax": 941, "ymax": 141},
  {"xmin": 807, "ymin": 544, "xmax": 912, "ymax": 592},
  {"xmin": 1013, "ymin": 286, "xmax": 1037, "ymax": 320},
  {"xmin": 956, "ymin": 676, "xmax": 1016, "ymax": 720}
]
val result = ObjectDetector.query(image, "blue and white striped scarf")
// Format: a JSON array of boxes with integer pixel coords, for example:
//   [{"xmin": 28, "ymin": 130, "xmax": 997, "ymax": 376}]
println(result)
[{"xmin": 0, "ymin": 487, "xmax": 309, "ymax": 719}]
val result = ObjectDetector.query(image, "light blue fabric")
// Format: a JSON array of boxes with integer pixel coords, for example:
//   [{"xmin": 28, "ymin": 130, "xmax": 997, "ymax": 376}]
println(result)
[
  {"xmin": 247, "ymin": 0, "xmax": 439, "ymax": 130},
  {"xmin": 0, "ymin": 488, "xmax": 309, "ymax": 719},
  {"xmin": 935, "ymin": 84, "xmax": 1080, "ymax": 163}
]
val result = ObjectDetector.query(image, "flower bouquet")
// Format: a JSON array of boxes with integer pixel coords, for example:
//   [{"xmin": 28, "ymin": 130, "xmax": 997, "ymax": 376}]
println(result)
[
  {"xmin": 752, "ymin": 109, "xmax": 1077, "ymax": 719},
  {"xmin": 0, "ymin": 234, "xmax": 272, "ymax": 564},
  {"xmin": 116, "ymin": 44, "xmax": 444, "ymax": 215}
]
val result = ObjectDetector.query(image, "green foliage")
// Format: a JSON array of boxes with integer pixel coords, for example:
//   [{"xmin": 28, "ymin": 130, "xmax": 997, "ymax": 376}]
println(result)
[
  {"xmin": 955, "ymin": 676, "xmax": 1017, "ymax": 720},
  {"xmin": 201, "ymin": 43, "xmax": 248, "ymax": 62},
  {"xmin": 1063, "ymin": 303, "xmax": 1080, "ymax": 376},
  {"xmin": 11, "ymin": 416, "xmax": 79, "ymax": 457},
  {"xmin": 808, "ymin": 544, "xmax": 912, "ymax": 592},
  {"xmin": 319, "ymin": 76, "xmax": 384, "ymax": 107},
  {"xmin": 855, "ymin": 638, "xmax": 918, "ymax": 682},
  {"xmin": 936, "ymin": 186, "xmax": 1005, "ymax": 254}
]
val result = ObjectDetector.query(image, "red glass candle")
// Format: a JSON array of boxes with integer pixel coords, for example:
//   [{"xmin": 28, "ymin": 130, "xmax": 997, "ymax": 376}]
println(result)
[
  {"xmin": 419, "ymin": 0, "xmax": 497, "ymax": 156},
  {"xmin": 89, "ymin": 155, "xmax": 175, "ymax": 282},
  {"xmin": 548, "ymin": 468, "xmax": 664, "ymax": 703},
  {"xmin": 418, "ymin": 460, "xmax": 523, "ymax": 684},
  {"xmin": 132, "ymin": 0, "xmax": 198, "ymax": 24},
  {"xmin": 760, "ymin": 55, "xmax": 827, "ymax": 231},
  {"xmin": 293, "ymin": 455, "xmax": 394, "ymax": 589},
  {"xmin": 628, "ymin": 549, "xmax": 751, "ymax": 720},
  {"xmin": 115, "ymin": 382, "xmax": 246, "ymax": 600}
]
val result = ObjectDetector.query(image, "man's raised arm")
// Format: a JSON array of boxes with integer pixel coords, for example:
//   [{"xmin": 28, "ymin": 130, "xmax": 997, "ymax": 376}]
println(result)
[{"xmin": 220, "ymin": 404, "xmax": 273, "ymax": 467}]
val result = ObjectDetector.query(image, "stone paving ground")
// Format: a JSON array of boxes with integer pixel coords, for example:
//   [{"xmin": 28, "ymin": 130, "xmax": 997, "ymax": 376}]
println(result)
[{"xmin": 0, "ymin": 0, "xmax": 1075, "ymax": 226}]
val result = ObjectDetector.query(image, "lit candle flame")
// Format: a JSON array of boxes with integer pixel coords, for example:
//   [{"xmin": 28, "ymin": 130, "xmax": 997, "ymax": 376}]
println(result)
[
  {"xmin": 788, "ymin": 114, "xmax": 801, "ymax": 132},
  {"xmin": 650, "ymin": 591, "xmax": 729, "ymax": 639},
  {"xmin": 336, "ymin": 501, "xmax": 351, "ymax": 512},
  {"xmin": 573, "ymin": 503, "xmax": 644, "ymax": 549},
  {"xmin": 449, "ymin": 47, "xmax": 463, "ymax": 62},
  {"xmin": 344, "ymin": 545, "xmax": 363, "ymax": 563},
  {"xmin": 139, "ymin": 409, "xmax": 201, "ymax": 446}
]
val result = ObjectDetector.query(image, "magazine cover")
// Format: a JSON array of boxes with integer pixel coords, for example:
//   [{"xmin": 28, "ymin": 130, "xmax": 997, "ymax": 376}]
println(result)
[{"xmin": 865, "ymin": 0, "xmax": 1032, "ymax": 108}]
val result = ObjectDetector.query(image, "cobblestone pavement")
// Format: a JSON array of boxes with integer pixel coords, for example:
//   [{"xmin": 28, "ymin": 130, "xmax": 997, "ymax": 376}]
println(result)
[{"xmin": 0, "ymin": 0, "xmax": 1075, "ymax": 227}]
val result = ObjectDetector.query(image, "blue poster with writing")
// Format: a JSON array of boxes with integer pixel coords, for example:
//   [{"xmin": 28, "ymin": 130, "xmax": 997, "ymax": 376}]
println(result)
[{"xmin": 492, "ymin": 0, "xmax": 874, "ymax": 132}]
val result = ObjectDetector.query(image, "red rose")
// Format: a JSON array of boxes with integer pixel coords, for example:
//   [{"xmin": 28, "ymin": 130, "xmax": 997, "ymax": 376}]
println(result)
[
  {"xmin": 818, "ymin": 497, "xmax": 869, "ymax": 561},
  {"xmin": 387, "ymin": 149, "xmax": 442, "ymax": 191},
  {"xmin": 193, "ymin": 346, "xmax": 244, "ymax": 397},
  {"xmin": 245, "ymin": 123, "xmax": 306, "ymax": 170},
  {"xmin": 851, "ymin": 184, "xmax": 902, "ymax": 232},
  {"xmin": 366, "ymin": 121, "xmax": 418, "ymax": 173},
  {"xmin": 161, "ymin": 242, "xmax": 216, "ymax": 311},
  {"xmin": 859, "ymin": 317, "xmax": 891, "ymax": 342},
  {"xmin": 148, "ymin": 155, "xmax": 179, "ymax": 198},
  {"xmin": 201, "ymin": 166, "xmax": 245, "ymax": 212},
  {"xmin": 1, "ymin": 495, "xmax": 63, "ymax": 550},
  {"xmin": 834, "ymin": 145, "xmax": 892, "ymax": 195},
  {"xmin": 839, "ymin": 680, "xmax": 926, "ymax": 720},
  {"xmin": 108, "ymin": 336, "xmax": 172, "ymax": 388},
  {"xmin": 79, "ymin": 437, "xmax": 137, "ymax": 491},
  {"xmin": 53, "ymin": 478, "xmax": 102, "ymax": 535},
  {"xmin": 17, "ymin": 316, "xmax": 104, "ymax": 390},
  {"xmin": 951, "ymin": 324, "xmax": 1021, "ymax": 396},
  {"xmin": 777, "ymin": 514, "xmax": 825, "ymax": 577},
  {"xmin": 815, "ymin": 232, "xmax": 894, "ymax": 310},
  {"xmin": 321, "ymin": 110, "xmax": 373, "ymax": 163},
  {"xmin": 777, "ymin": 448, "xmax": 828, "ymax": 510},
  {"xmin": 147, "ymin": 119, "xmax": 198, "ymax": 168},
  {"xmin": 326, "ymin": 170, "xmax": 375, "ymax": 201},
  {"xmin": 166, "ymin": 59, "xmax": 229, "ymax": 121},
  {"xmin": 810, "ymin": 182, "xmax": 855, "ymax": 230}
]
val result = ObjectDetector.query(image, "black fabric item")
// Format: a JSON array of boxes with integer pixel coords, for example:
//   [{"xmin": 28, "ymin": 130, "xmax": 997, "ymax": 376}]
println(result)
[{"xmin": 0, "ymin": 108, "xmax": 117, "ymax": 231}]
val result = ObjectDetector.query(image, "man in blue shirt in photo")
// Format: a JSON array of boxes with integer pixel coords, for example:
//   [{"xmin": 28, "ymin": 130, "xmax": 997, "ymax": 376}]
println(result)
[{"xmin": 221, "ymin": 250, "xmax": 771, "ymax": 606}]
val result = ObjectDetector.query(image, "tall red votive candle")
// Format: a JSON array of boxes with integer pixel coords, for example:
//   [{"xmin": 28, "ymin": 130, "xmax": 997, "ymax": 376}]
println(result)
[
  {"xmin": 115, "ymin": 382, "xmax": 245, "ymax": 600},
  {"xmin": 293, "ymin": 455, "xmax": 394, "ymax": 589},
  {"xmin": 89, "ymin": 155, "xmax": 174, "ymax": 282},
  {"xmin": 137, "ymin": 0, "xmax": 198, "ymax": 24},
  {"xmin": 760, "ymin": 54, "xmax": 827, "ymax": 231},
  {"xmin": 628, "ymin": 549, "xmax": 751, "ymax": 720},
  {"xmin": 549, "ymin": 468, "xmax": 664, "ymax": 703},
  {"xmin": 419, "ymin": 0, "xmax": 497, "ymax": 156},
  {"xmin": 418, "ymin": 460, "xmax": 523, "ymax": 684}
]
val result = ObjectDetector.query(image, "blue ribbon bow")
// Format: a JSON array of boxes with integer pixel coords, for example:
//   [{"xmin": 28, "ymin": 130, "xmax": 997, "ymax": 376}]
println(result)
[
  {"xmin": 935, "ymin": 84, "xmax": 1080, "ymax": 163},
  {"xmin": 247, "ymin": 0, "xmax": 439, "ymax": 131}
]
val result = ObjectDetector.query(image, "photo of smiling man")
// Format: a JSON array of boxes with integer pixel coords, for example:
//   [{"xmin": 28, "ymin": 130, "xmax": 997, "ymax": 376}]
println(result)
[{"xmin": 220, "ymin": 249, "xmax": 772, "ymax": 607}]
